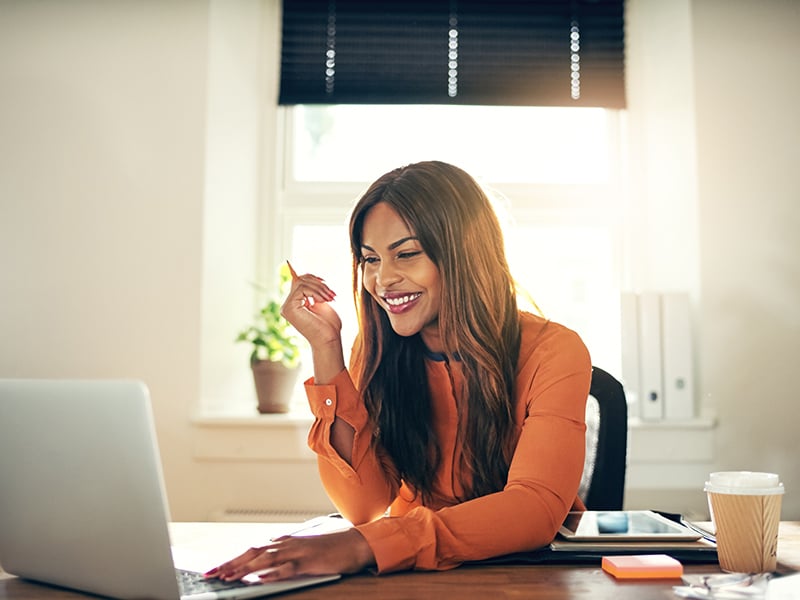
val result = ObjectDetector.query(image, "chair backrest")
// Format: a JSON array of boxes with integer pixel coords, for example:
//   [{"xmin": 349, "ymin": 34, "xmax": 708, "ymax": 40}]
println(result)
[{"xmin": 577, "ymin": 366, "xmax": 628, "ymax": 510}]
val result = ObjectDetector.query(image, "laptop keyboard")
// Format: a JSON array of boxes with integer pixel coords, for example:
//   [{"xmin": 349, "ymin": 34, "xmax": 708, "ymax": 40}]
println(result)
[{"xmin": 176, "ymin": 568, "xmax": 252, "ymax": 595}]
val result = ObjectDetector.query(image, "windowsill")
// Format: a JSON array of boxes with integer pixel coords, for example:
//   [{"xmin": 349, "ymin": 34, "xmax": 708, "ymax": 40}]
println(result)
[
  {"xmin": 191, "ymin": 409, "xmax": 314, "ymax": 428},
  {"xmin": 190, "ymin": 408, "xmax": 316, "ymax": 461}
]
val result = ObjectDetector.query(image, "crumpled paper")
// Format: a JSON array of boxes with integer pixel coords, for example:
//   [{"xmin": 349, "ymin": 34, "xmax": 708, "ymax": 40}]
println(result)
[{"xmin": 673, "ymin": 573, "xmax": 773, "ymax": 599}]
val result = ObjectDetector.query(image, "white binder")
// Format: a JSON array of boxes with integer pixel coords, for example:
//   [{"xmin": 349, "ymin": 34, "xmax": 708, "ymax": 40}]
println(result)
[
  {"xmin": 638, "ymin": 292, "xmax": 664, "ymax": 420},
  {"xmin": 661, "ymin": 292, "xmax": 694, "ymax": 420}
]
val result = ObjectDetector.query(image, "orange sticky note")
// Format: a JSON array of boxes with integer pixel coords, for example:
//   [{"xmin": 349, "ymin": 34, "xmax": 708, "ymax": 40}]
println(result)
[{"xmin": 601, "ymin": 554, "xmax": 683, "ymax": 579}]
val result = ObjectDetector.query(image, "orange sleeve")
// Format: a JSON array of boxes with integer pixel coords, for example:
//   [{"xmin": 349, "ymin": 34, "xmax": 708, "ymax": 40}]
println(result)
[
  {"xmin": 305, "ymin": 369, "xmax": 400, "ymax": 524},
  {"xmin": 354, "ymin": 319, "xmax": 592, "ymax": 573}
]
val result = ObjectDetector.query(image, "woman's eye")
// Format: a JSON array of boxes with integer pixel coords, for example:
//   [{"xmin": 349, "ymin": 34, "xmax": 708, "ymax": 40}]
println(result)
[
  {"xmin": 362, "ymin": 256, "xmax": 379, "ymax": 265},
  {"xmin": 397, "ymin": 251, "xmax": 421, "ymax": 260}
]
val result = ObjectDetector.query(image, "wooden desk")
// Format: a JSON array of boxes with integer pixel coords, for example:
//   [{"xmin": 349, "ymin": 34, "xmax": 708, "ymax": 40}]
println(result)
[{"xmin": 1, "ymin": 522, "xmax": 798, "ymax": 599}]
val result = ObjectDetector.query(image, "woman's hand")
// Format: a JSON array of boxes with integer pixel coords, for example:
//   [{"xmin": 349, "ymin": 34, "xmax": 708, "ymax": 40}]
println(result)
[
  {"xmin": 204, "ymin": 528, "xmax": 375, "ymax": 583},
  {"xmin": 281, "ymin": 262, "xmax": 342, "ymax": 350},
  {"xmin": 281, "ymin": 262, "xmax": 346, "ymax": 384}
]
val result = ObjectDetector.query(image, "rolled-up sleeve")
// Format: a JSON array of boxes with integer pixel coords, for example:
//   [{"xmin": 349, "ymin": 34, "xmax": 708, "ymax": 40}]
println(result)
[{"xmin": 306, "ymin": 369, "xmax": 400, "ymax": 524}]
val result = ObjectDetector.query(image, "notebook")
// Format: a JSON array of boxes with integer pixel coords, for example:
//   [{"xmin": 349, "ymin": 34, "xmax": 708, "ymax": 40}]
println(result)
[{"xmin": 0, "ymin": 378, "xmax": 341, "ymax": 599}]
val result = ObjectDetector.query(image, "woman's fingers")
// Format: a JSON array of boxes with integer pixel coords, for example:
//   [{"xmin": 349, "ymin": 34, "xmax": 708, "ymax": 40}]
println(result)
[
  {"xmin": 206, "ymin": 546, "xmax": 275, "ymax": 581},
  {"xmin": 204, "ymin": 545, "xmax": 268, "ymax": 579},
  {"xmin": 253, "ymin": 544, "xmax": 301, "ymax": 581},
  {"xmin": 292, "ymin": 281, "xmax": 335, "ymax": 305},
  {"xmin": 206, "ymin": 529, "xmax": 374, "ymax": 582},
  {"xmin": 209, "ymin": 542, "xmax": 303, "ymax": 582},
  {"xmin": 287, "ymin": 261, "xmax": 326, "ymax": 284},
  {"xmin": 280, "ymin": 267, "xmax": 341, "ymax": 338},
  {"xmin": 257, "ymin": 558, "xmax": 299, "ymax": 582},
  {"xmin": 286, "ymin": 261, "xmax": 332, "ymax": 293},
  {"xmin": 284, "ymin": 268, "xmax": 336, "ymax": 306}
]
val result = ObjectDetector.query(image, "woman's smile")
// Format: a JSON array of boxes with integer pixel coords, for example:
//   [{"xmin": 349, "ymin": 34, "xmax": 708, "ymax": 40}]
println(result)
[{"xmin": 382, "ymin": 292, "xmax": 423, "ymax": 312}]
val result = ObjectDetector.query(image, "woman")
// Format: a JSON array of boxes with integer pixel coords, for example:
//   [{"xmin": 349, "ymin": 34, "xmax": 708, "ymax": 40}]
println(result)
[{"xmin": 206, "ymin": 160, "xmax": 591, "ymax": 581}]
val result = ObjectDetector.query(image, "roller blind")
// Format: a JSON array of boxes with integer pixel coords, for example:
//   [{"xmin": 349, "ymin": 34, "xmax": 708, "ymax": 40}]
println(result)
[{"xmin": 279, "ymin": 0, "xmax": 625, "ymax": 108}]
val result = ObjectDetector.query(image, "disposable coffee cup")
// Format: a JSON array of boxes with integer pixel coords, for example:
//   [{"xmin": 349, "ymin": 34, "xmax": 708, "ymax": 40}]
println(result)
[{"xmin": 704, "ymin": 471, "xmax": 784, "ymax": 573}]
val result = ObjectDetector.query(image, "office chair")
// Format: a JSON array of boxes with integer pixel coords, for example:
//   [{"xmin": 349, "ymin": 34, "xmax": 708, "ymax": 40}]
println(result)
[{"xmin": 577, "ymin": 366, "xmax": 628, "ymax": 510}]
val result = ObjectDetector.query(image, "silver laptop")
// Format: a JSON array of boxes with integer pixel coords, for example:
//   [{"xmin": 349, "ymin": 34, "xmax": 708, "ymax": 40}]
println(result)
[{"xmin": 0, "ymin": 379, "xmax": 340, "ymax": 599}]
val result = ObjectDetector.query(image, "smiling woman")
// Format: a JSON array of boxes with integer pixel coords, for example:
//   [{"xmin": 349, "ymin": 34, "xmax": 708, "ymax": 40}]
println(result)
[{"xmin": 206, "ymin": 160, "xmax": 593, "ymax": 582}]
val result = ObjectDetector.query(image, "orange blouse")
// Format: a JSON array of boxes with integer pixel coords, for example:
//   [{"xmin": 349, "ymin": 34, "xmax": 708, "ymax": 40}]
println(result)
[{"xmin": 305, "ymin": 312, "xmax": 592, "ymax": 573}]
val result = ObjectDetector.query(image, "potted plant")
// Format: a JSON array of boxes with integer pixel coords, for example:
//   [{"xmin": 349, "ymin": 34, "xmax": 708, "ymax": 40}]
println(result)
[{"xmin": 236, "ymin": 263, "xmax": 303, "ymax": 414}]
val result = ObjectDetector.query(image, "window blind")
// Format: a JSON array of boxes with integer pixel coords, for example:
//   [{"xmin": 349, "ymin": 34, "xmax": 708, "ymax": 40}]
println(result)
[{"xmin": 279, "ymin": 0, "xmax": 625, "ymax": 108}]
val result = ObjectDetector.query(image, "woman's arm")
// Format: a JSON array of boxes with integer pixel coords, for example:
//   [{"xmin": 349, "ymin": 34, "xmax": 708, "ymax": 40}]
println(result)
[
  {"xmin": 281, "ymin": 264, "xmax": 345, "ymax": 384},
  {"xmin": 306, "ymin": 369, "xmax": 401, "ymax": 524},
  {"xmin": 281, "ymin": 265, "xmax": 356, "ymax": 463},
  {"xmin": 281, "ymin": 266, "xmax": 400, "ymax": 523}
]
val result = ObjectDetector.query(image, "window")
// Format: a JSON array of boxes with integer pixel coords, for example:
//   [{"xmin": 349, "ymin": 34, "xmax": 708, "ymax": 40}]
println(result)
[
  {"xmin": 276, "ymin": 104, "xmax": 623, "ymax": 406},
  {"xmin": 291, "ymin": 105, "xmax": 612, "ymax": 184}
]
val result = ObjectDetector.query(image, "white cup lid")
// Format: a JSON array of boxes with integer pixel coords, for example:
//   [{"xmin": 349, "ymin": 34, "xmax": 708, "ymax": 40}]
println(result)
[{"xmin": 704, "ymin": 471, "xmax": 784, "ymax": 495}]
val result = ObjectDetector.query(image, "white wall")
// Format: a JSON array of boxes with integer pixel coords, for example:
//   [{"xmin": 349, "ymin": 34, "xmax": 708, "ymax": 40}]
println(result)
[
  {"xmin": 616, "ymin": 0, "xmax": 798, "ymax": 519},
  {"xmin": 693, "ymin": 0, "xmax": 799, "ymax": 516},
  {"xmin": 0, "ymin": 0, "xmax": 208, "ymax": 518},
  {"xmin": 1, "ymin": 0, "xmax": 797, "ymax": 521}
]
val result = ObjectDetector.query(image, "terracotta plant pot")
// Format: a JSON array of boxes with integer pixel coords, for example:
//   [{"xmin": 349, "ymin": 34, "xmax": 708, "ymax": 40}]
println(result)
[{"xmin": 251, "ymin": 360, "xmax": 301, "ymax": 414}]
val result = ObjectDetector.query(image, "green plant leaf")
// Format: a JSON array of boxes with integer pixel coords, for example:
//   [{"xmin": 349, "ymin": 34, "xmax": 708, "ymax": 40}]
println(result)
[{"xmin": 236, "ymin": 264, "xmax": 304, "ymax": 366}]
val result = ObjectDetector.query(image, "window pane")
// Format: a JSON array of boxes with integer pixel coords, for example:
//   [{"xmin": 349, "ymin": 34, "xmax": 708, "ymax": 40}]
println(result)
[
  {"xmin": 289, "ymin": 224, "xmax": 359, "ymax": 359},
  {"xmin": 506, "ymin": 223, "xmax": 621, "ymax": 374},
  {"xmin": 292, "ymin": 105, "xmax": 611, "ymax": 184}
]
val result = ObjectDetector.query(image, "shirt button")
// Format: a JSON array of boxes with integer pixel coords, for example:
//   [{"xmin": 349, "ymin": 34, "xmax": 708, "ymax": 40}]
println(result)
[{"xmin": 324, "ymin": 398, "xmax": 333, "ymax": 406}]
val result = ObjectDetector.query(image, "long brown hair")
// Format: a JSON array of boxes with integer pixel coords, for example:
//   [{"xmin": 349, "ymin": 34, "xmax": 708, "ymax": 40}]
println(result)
[{"xmin": 349, "ymin": 161, "xmax": 521, "ymax": 503}]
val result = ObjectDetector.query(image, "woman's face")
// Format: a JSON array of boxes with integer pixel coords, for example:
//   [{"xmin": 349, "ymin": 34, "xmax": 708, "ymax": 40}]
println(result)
[{"xmin": 360, "ymin": 202, "xmax": 443, "ymax": 352}]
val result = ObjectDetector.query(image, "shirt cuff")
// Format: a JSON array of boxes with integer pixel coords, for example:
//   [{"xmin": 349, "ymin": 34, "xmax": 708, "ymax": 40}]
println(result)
[
  {"xmin": 355, "ymin": 517, "xmax": 418, "ymax": 573},
  {"xmin": 305, "ymin": 369, "xmax": 368, "ymax": 432},
  {"xmin": 305, "ymin": 369, "xmax": 370, "ymax": 480}
]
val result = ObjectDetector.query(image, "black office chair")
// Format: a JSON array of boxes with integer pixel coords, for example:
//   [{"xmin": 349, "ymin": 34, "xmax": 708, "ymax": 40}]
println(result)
[{"xmin": 577, "ymin": 366, "xmax": 628, "ymax": 510}]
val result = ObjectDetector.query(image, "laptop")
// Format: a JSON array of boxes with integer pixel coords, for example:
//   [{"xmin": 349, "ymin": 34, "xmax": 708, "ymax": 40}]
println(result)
[{"xmin": 0, "ymin": 379, "xmax": 341, "ymax": 599}]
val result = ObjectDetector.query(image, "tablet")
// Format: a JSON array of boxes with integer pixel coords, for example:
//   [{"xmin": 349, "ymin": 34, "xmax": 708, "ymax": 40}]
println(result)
[{"xmin": 558, "ymin": 510, "xmax": 702, "ymax": 542}]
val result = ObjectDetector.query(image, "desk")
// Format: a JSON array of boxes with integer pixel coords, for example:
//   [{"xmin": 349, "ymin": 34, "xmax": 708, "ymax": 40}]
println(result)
[{"xmin": 1, "ymin": 522, "xmax": 798, "ymax": 599}]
